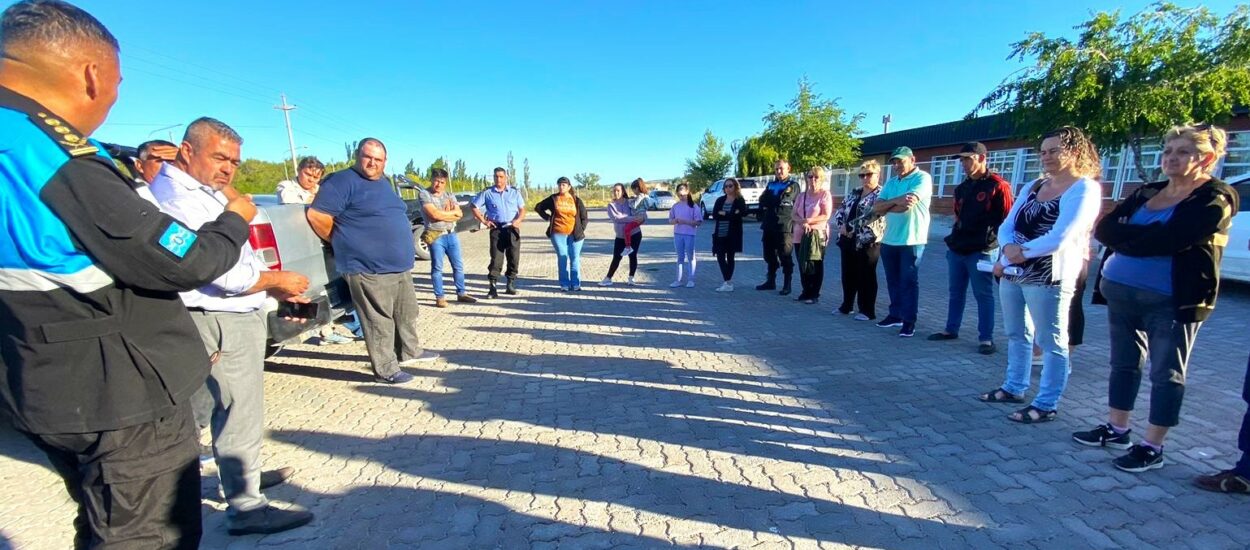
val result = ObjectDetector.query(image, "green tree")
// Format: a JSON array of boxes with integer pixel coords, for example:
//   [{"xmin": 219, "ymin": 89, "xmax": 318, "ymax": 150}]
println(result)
[
  {"xmin": 573, "ymin": 172, "xmax": 601, "ymax": 189},
  {"xmin": 427, "ymin": 156, "xmax": 449, "ymax": 180},
  {"xmin": 760, "ymin": 77, "xmax": 863, "ymax": 171},
  {"xmin": 972, "ymin": 2, "xmax": 1250, "ymax": 182},
  {"xmin": 452, "ymin": 159, "xmax": 467, "ymax": 181},
  {"xmin": 523, "ymin": 157, "xmax": 531, "ymax": 189},
  {"xmin": 506, "ymin": 151, "xmax": 516, "ymax": 186},
  {"xmin": 735, "ymin": 135, "xmax": 780, "ymax": 178},
  {"xmin": 684, "ymin": 130, "xmax": 733, "ymax": 189},
  {"xmin": 404, "ymin": 159, "xmax": 416, "ymax": 176}
]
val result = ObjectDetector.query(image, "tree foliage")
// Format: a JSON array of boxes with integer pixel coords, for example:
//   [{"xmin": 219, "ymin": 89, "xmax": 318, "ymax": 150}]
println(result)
[
  {"xmin": 573, "ymin": 172, "xmax": 602, "ymax": 189},
  {"xmin": 684, "ymin": 130, "xmax": 733, "ymax": 189},
  {"xmin": 735, "ymin": 135, "xmax": 780, "ymax": 178},
  {"xmin": 760, "ymin": 77, "xmax": 863, "ymax": 171},
  {"xmin": 972, "ymin": 2, "xmax": 1250, "ymax": 182},
  {"xmin": 523, "ymin": 157, "xmax": 532, "ymax": 188},
  {"xmin": 506, "ymin": 151, "xmax": 516, "ymax": 185}
]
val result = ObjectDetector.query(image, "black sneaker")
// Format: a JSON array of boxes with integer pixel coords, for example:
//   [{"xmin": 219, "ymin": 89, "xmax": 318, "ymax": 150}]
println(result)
[
  {"xmin": 927, "ymin": 332, "xmax": 957, "ymax": 341},
  {"xmin": 260, "ymin": 467, "xmax": 294, "ymax": 490},
  {"xmin": 1072, "ymin": 424, "xmax": 1132, "ymax": 450},
  {"xmin": 875, "ymin": 316, "xmax": 903, "ymax": 328},
  {"xmin": 898, "ymin": 323, "xmax": 915, "ymax": 337},
  {"xmin": 1113, "ymin": 444, "xmax": 1164, "ymax": 473},
  {"xmin": 375, "ymin": 371, "xmax": 416, "ymax": 385},
  {"xmin": 226, "ymin": 504, "xmax": 314, "ymax": 536},
  {"xmin": 977, "ymin": 342, "xmax": 997, "ymax": 355}
]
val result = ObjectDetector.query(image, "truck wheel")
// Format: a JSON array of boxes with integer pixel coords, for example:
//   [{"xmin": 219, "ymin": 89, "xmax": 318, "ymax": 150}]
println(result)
[{"xmin": 412, "ymin": 227, "xmax": 432, "ymax": 261}]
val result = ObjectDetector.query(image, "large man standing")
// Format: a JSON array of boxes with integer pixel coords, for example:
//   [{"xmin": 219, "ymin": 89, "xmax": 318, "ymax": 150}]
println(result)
[
  {"xmin": 472, "ymin": 167, "xmax": 525, "ymax": 298},
  {"xmin": 757, "ymin": 159, "xmax": 800, "ymax": 295},
  {"xmin": 420, "ymin": 167, "xmax": 477, "ymax": 307},
  {"xmin": 873, "ymin": 146, "xmax": 933, "ymax": 338},
  {"xmin": 0, "ymin": 1, "xmax": 257, "ymax": 546},
  {"xmin": 928, "ymin": 142, "xmax": 1014, "ymax": 353},
  {"xmin": 150, "ymin": 117, "xmax": 315, "ymax": 536},
  {"xmin": 308, "ymin": 138, "xmax": 439, "ymax": 384}
]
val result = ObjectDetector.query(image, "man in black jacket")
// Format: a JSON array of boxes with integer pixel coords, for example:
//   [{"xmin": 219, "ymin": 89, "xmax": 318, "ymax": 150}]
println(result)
[
  {"xmin": 0, "ymin": 2, "xmax": 256, "ymax": 547},
  {"xmin": 928, "ymin": 142, "xmax": 1014, "ymax": 354},
  {"xmin": 757, "ymin": 159, "xmax": 799, "ymax": 295}
]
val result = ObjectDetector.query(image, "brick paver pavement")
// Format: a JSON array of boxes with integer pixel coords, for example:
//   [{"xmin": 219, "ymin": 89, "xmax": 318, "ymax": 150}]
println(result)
[{"xmin": 3, "ymin": 209, "xmax": 1249, "ymax": 549}]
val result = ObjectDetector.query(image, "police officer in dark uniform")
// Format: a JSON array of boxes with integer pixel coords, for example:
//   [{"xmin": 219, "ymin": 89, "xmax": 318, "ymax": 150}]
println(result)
[
  {"xmin": 757, "ymin": 158, "xmax": 800, "ymax": 295},
  {"xmin": 0, "ymin": 2, "xmax": 257, "ymax": 547}
]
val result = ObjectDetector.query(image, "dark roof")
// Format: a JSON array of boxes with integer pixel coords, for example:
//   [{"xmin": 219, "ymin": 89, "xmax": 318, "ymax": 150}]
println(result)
[{"xmin": 859, "ymin": 113, "xmax": 1022, "ymax": 156}]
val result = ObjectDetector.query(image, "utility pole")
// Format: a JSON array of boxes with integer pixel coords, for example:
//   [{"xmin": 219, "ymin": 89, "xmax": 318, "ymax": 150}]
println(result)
[
  {"xmin": 275, "ymin": 93, "xmax": 299, "ymax": 175},
  {"xmin": 882, "ymin": 114, "xmax": 892, "ymax": 134}
]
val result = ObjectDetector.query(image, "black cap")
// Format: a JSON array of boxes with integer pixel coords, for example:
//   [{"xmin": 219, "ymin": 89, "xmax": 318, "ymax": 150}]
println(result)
[
  {"xmin": 957, "ymin": 142, "xmax": 987, "ymax": 158},
  {"xmin": 556, "ymin": 176, "xmax": 571, "ymax": 185}
]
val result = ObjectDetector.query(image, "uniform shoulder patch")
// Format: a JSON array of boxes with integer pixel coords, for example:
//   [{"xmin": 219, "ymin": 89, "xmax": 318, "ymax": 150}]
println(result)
[{"xmin": 158, "ymin": 221, "xmax": 198, "ymax": 259}]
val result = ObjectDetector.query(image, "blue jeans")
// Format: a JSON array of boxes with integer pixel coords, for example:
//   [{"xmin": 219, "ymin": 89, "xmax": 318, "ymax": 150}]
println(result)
[
  {"xmin": 945, "ymin": 250, "xmax": 996, "ymax": 342},
  {"xmin": 881, "ymin": 244, "xmax": 924, "ymax": 323},
  {"xmin": 430, "ymin": 232, "xmax": 465, "ymax": 298},
  {"xmin": 549, "ymin": 233, "xmax": 584, "ymax": 288},
  {"xmin": 1000, "ymin": 279, "xmax": 1075, "ymax": 411}
]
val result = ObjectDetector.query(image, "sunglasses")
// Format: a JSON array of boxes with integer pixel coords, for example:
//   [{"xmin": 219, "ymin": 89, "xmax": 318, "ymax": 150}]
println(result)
[
  {"xmin": 858, "ymin": 173, "xmax": 875, "ymax": 178},
  {"xmin": 805, "ymin": 175, "xmax": 819, "ymax": 180}
]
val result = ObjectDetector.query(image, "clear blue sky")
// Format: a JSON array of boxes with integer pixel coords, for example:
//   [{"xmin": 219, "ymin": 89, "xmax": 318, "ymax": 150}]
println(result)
[{"xmin": 26, "ymin": 0, "xmax": 1243, "ymax": 185}]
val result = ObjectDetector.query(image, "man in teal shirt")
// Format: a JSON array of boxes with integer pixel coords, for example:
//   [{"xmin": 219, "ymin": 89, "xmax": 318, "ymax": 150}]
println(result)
[{"xmin": 872, "ymin": 146, "xmax": 932, "ymax": 337}]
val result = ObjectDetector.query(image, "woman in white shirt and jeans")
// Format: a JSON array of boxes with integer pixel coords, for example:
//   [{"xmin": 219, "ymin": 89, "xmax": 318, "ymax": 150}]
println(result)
[{"xmin": 979, "ymin": 126, "xmax": 1103, "ymax": 424}]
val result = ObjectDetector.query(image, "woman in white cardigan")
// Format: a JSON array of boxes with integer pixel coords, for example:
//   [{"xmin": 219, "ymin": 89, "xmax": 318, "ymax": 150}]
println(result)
[{"xmin": 979, "ymin": 126, "xmax": 1104, "ymax": 424}]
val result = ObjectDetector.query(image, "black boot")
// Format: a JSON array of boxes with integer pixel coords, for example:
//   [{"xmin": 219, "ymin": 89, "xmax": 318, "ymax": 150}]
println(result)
[
  {"xmin": 755, "ymin": 273, "xmax": 777, "ymax": 291},
  {"xmin": 779, "ymin": 275, "xmax": 793, "ymax": 296},
  {"xmin": 505, "ymin": 278, "xmax": 518, "ymax": 295},
  {"xmin": 487, "ymin": 280, "xmax": 499, "ymax": 299}
]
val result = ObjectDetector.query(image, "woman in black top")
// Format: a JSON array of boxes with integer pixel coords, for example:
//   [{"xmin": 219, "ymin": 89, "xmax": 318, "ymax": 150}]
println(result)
[
  {"xmin": 1074, "ymin": 123, "xmax": 1239, "ymax": 473},
  {"xmin": 711, "ymin": 178, "xmax": 748, "ymax": 292}
]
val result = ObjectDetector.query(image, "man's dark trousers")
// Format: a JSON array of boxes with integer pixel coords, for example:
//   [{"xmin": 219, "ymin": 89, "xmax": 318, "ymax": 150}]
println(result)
[
  {"xmin": 761, "ymin": 230, "xmax": 793, "ymax": 281},
  {"xmin": 23, "ymin": 403, "xmax": 202, "ymax": 549},
  {"xmin": 488, "ymin": 226, "xmax": 521, "ymax": 282}
]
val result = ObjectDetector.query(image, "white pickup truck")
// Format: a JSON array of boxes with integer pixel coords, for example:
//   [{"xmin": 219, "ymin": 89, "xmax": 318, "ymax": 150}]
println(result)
[{"xmin": 247, "ymin": 195, "xmax": 351, "ymax": 354}]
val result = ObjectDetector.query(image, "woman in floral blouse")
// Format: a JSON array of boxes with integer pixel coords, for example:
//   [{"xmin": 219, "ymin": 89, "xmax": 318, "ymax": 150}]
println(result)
[{"xmin": 831, "ymin": 160, "xmax": 886, "ymax": 320}]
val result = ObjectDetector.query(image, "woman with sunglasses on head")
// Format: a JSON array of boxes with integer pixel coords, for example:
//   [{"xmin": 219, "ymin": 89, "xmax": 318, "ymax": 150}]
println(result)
[
  {"xmin": 1074, "ymin": 124, "xmax": 1238, "ymax": 473},
  {"xmin": 668, "ymin": 183, "xmax": 702, "ymax": 288},
  {"xmin": 791, "ymin": 167, "xmax": 833, "ymax": 304},
  {"xmin": 832, "ymin": 160, "xmax": 886, "ymax": 319},
  {"xmin": 979, "ymin": 126, "xmax": 1103, "ymax": 425},
  {"xmin": 711, "ymin": 178, "xmax": 748, "ymax": 292}
]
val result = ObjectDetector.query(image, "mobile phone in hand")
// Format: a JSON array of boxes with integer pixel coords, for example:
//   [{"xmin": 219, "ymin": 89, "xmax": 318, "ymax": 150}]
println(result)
[{"xmin": 276, "ymin": 301, "xmax": 319, "ymax": 320}]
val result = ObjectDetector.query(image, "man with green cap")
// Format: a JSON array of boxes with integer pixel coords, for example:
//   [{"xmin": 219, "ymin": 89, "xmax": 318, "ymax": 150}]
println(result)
[{"xmin": 871, "ymin": 146, "xmax": 932, "ymax": 338}]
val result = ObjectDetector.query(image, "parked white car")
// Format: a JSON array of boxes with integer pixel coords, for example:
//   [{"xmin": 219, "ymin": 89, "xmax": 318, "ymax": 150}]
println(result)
[
  {"xmin": 1221, "ymin": 173, "xmax": 1250, "ymax": 283},
  {"xmin": 700, "ymin": 178, "xmax": 766, "ymax": 219}
]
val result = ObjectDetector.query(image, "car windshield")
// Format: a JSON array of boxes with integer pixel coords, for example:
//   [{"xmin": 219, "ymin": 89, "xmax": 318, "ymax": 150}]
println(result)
[
  {"xmin": 655, "ymin": 191, "xmax": 673, "ymax": 197},
  {"xmin": 738, "ymin": 179, "xmax": 759, "ymax": 188}
]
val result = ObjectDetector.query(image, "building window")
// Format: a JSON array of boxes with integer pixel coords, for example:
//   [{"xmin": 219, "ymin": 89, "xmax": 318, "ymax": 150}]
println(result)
[
  {"xmin": 929, "ymin": 155, "xmax": 961, "ymax": 197},
  {"xmin": 1121, "ymin": 143, "xmax": 1163, "ymax": 183},
  {"xmin": 1020, "ymin": 148, "xmax": 1042, "ymax": 186},
  {"xmin": 1221, "ymin": 131, "xmax": 1249, "ymax": 180}
]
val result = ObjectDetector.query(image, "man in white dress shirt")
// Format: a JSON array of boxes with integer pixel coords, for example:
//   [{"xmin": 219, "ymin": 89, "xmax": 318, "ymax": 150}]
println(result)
[{"xmin": 149, "ymin": 117, "xmax": 314, "ymax": 536}]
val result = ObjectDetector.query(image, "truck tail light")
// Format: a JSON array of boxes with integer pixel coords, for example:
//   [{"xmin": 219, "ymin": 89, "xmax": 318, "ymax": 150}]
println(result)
[{"xmin": 248, "ymin": 223, "xmax": 282, "ymax": 271}]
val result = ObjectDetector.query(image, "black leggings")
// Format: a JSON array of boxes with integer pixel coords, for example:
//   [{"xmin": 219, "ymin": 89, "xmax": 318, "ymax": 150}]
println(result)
[
  {"xmin": 1069, "ymin": 258, "xmax": 1090, "ymax": 346},
  {"xmin": 607, "ymin": 232, "xmax": 642, "ymax": 278},
  {"xmin": 795, "ymin": 248, "xmax": 825, "ymax": 298},
  {"xmin": 716, "ymin": 252, "xmax": 736, "ymax": 281}
]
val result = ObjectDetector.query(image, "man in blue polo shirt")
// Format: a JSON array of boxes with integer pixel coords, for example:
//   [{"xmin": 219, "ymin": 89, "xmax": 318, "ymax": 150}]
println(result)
[
  {"xmin": 307, "ymin": 138, "xmax": 439, "ymax": 385},
  {"xmin": 872, "ymin": 146, "xmax": 933, "ymax": 338},
  {"xmin": 472, "ymin": 167, "xmax": 526, "ymax": 298}
]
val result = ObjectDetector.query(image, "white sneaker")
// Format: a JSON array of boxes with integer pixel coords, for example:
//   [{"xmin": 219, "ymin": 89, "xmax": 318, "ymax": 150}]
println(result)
[
  {"xmin": 598, "ymin": 278, "xmax": 613, "ymax": 287},
  {"xmin": 669, "ymin": 280, "xmax": 683, "ymax": 288},
  {"xmin": 685, "ymin": 280, "xmax": 695, "ymax": 288},
  {"xmin": 853, "ymin": 313, "xmax": 871, "ymax": 321},
  {"xmin": 620, "ymin": 247, "xmax": 634, "ymax": 256},
  {"xmin": 716, "ymin": 282, "xmax": 734, "ymax": 292},
  {"xmin": 627, "ymin": 276, "xmax": 636, "ymax": 286}
]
